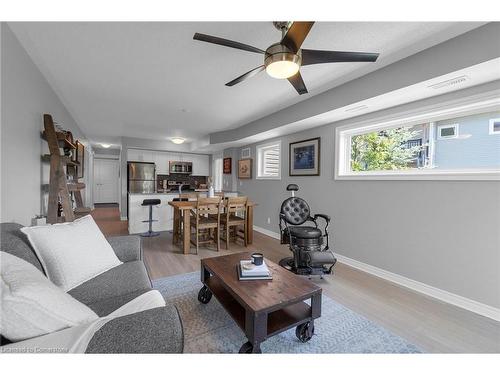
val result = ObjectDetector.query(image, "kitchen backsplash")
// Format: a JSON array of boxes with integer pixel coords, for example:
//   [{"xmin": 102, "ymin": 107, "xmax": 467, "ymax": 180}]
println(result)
[{"xmin": 157, "ymin": 174, "xmax": 207, "ymax": 191}]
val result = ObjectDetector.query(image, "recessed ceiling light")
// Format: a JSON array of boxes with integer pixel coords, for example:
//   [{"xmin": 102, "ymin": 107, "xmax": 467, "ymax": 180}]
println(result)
[
  {"xmin": 171, "ymin": 137, "xmax": 185, "ymax": 144},
  {"xmin": 101, "ymin": 143, "xmax": 111, "ymax": 148}
]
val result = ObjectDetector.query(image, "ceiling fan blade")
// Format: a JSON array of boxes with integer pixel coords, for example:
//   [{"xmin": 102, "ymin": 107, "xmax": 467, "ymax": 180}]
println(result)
[
  {"xmin": 287, "ymin": 71, "xmax": 308, "ymax": 95},
  {"xmin": 301, "ymin": 49, "xmax": 379, "ymax": 66},
  {"xmin": 226, "ymin": 65, "xmax": 265, "ymax": 87},
  {"xmin": 193, "ymin": 33, "xmax": 265, "ymax": 54},
  {"xmin": 281, "ymin": 22, "xmax": 315, "ymax": 52}
]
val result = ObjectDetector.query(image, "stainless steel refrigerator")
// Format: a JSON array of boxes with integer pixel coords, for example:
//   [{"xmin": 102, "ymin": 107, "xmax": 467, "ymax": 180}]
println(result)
[{"xmin": 127, "ymin": 162, "xmax": 156, "ymax": 194}]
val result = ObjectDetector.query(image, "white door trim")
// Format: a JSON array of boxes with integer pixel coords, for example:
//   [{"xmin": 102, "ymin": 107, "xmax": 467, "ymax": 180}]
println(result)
[{"xmin": 93, "ymin": 157, "xmax": 120, "ymax": 204}]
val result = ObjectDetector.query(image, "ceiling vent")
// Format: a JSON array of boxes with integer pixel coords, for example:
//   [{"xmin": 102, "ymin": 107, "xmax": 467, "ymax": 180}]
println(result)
[
  {"xmin": 428, "ymin": 75, "xmax": 469, "ymax": 90},
  {"xmin": 345, "ymin": 104, "xmax": 369, "ymax": 112}
]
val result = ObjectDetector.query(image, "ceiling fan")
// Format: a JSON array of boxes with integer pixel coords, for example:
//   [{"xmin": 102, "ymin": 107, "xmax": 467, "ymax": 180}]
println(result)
[{"xmin": 193, "ymin": 22, "xmax": 380, "ymax": 95}]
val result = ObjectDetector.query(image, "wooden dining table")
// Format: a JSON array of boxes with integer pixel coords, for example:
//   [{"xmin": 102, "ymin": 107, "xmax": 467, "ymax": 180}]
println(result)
[{"xmin": 168, "ymin": 199, "xmax": 257, "ymax": 255}]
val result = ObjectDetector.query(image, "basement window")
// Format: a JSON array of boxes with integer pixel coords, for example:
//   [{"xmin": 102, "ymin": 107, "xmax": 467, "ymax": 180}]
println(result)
[
  {"xmin": 257, "ymin": 141, "xmax": 281, "ymax": 180},
  {"xmin": 437, "ymin": 124, "xmax": 459, "ymax": 139},
  {"xmin": 489, "ymin": 118, "xmax": 500, "ymax": 134},
  {"xmin": 335, "ymin": 98, "xmax": 500, "ymax": 180}
]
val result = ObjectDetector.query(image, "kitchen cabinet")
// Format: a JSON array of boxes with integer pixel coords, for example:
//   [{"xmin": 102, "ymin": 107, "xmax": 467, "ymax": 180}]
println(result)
[
  {"xmin": 169, "ymin": 153, "xmax": 182, "ymax": 162},
  {"xmin": 128, "ymin": 149, "xmax": 210, "ymax": 177},
  {"xmin": 181, "ymin": 154, "xmax": 194, "ymax": 163},
  {"xmin": 127, "ymin": 149, "xmax": 141, "ymax": 161},
  {"xmin": 154, "ymin": 152, "xmax": 169, "ymax": 175},
  {"xmin": 140, "ymin": 151, "xmax": 154, "ymax": 163},
  {"xmin": 127, "ymin": 149, "xmax": 154, "ymax": 163},
  {"xmin": 192, "ymin": 154, "xmax": 210, "ymax": 176}
]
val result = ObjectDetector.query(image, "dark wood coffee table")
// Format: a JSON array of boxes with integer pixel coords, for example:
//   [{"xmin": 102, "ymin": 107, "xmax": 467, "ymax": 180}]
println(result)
[{"xmin": 198, "ymin": 252, "xmax": 322, "ymax": 353}]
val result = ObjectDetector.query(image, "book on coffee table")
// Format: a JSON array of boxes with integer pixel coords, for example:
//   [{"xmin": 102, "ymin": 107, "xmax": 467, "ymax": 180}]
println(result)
[{"xmin": 238, "ymin": 260, "xmax": 272, "ymax": 281}]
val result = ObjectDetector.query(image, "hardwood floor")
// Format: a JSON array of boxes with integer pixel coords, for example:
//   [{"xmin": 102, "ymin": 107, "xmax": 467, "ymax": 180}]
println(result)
[{"xmin": 92, "ymin": 207, "xmax": 500, "ymax": 353}]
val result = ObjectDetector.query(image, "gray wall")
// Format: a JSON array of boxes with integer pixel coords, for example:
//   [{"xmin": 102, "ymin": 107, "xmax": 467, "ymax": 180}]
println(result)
[
  {"xmin": 230, "ymin": 94, "xmax": 500, "ymax": 309},
  {"xmin": 222, "ymin": 148, "xmax": 238, "ymax": 192},
  {"xmin": 1, "ymin": 23, "xmax": 90, "ymax": 226}
]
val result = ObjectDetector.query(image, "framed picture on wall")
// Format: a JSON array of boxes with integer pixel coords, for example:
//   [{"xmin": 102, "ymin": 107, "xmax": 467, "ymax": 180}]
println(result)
[
  {"xmin": 241, "ymin": 147, "xmax": 251, "ymax": 159},
  {"xmin": 75, "ymin": 141, "xmax": 85, "ymax": 179},
  {"xmin": 289, "ymin": 137, "xmax": 320, "ymax": 176},
  {"xmin": 223, "ymin": 157, "xmax": 232, "ymax": 174},
  {"xmin": 238, "ymin": 158, "xmax": 252, "ymax": 179}
]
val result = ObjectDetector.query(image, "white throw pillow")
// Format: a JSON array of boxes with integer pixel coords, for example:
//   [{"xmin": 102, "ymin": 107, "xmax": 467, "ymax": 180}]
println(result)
[
  {"xmin": 0, "ymin": 252, "xmax": 99, "ymax": 342},
  {"xmin": 21, "ymin": 215, "xmax": 122, "ymax": 291}
]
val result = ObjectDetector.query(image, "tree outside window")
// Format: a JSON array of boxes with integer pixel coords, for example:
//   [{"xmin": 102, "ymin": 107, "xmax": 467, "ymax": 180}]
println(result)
[{"xmin": 351, "ymin": 127, "xmax": 424, "ymax": 171}]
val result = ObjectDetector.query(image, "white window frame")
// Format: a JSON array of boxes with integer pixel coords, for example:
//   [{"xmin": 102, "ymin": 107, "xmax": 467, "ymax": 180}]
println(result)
[
  {"xmin": 335, "ymin": 94, "xmax": 500, "ymax": 181},
  {"xmin": 256, "ymin": 141, "xmax": 281, "ymax": 180},
  {"xmin": 437, "ymin": 123, "xmax": 459, "ymax": 140},
  {"xmin": 489, "ymin": 118, "xmax": 500, "ymax": 135}
]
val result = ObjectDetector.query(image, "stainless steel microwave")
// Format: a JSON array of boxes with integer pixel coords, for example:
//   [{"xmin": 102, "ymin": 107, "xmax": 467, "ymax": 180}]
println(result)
[{"xmin": 169, "ymin": 161, "xmax": 192, "ymax": 174}]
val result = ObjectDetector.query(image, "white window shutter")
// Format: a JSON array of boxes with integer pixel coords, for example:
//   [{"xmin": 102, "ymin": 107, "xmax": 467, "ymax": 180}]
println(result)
[{"xmin": 257, "ymin": 142, "xmax": 281, "ymax": 179}]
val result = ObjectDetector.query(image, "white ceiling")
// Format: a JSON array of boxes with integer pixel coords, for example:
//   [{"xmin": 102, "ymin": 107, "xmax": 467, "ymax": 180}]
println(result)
[{"xmin": 9, "ymin": 22, "xmax": 485, "ymax": 148}]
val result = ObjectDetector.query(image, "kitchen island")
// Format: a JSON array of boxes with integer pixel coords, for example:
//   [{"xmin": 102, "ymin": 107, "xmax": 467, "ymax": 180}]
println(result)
[{"xmin": 128, "ymin": 191, "xmax": 239, "ymax": 235}]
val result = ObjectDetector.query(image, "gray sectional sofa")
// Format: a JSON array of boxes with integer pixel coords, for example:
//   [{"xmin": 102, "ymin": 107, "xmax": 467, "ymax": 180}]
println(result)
[{"xmin": 0, "ymin": 223, "xmax": 184, "ymax": 353}]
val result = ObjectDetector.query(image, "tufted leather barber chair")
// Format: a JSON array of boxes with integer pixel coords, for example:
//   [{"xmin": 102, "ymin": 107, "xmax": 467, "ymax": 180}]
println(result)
[{"xmin": 278, "ymin": 184, "xmax": 336, "ymax": 277}]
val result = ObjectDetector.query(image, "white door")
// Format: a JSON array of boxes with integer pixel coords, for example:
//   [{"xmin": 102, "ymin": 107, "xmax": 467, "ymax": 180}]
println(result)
[{"xmin": 93, "ymin": 158, "xmax": 120, "ymax": 204}]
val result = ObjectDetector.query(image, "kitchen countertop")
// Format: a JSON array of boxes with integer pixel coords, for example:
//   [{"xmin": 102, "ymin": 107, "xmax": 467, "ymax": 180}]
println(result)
[
  {"xmin": 128, "ymin": 190, "xmax": 241, "ymax": 195},
  {"xmin": 129, "ymin": 192, "xmax": 177, "ymax": 195}
]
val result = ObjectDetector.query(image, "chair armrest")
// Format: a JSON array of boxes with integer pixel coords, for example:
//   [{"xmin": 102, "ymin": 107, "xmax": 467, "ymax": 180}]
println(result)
[
  {"xmin": 279, "ymin": 213, "xmax": 289, "ymax": 225},
  {"xmin": 314, "ymin": 213, "xmax": 331, "ymax": 222},
  {"xmin": 107, "ymin": 235, "xmax": 142, "ymax": 263}
]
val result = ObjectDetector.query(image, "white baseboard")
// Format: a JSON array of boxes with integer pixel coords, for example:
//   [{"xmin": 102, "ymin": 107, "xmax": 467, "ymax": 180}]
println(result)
[
  {"xmin": 120, "ymin": 216, "xmax": 127, "ymax": 221},
  {"xmin": 252, "ymin": 225, "xmax": 500, "ymax": 321},
  {"xmin": 253, "ymin": 225, "xmax": 280, "ymax": 240}
]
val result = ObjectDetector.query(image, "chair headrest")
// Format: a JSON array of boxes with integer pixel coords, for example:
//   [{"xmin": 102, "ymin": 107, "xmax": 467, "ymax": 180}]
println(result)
[
  {"xmin": 286, "ymin": 184, "xmax": 299, "ymax": 192},
  {"xmin": 281, "ymin": 197, "xmax": 310, "ymax": 226}
]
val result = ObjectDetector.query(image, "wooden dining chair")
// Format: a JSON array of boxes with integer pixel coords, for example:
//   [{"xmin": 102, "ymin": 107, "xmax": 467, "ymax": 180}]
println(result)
[
  {"xmin": 220, "ymin": 196, "xmax": 248, "ymax": 250},
  {"xmin": 189, "ymin": 196, "xmax": 221, "ymax": 254}
]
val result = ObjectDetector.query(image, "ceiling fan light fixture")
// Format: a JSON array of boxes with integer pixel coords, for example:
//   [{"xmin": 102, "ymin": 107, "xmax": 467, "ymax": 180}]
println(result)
[
  {"xmin": 264, "ymin": 43, "xmax": 301, "ymax": 79},
  {"xmin": 171, "ymin": 137, "xmax": 185, "ymax": 145},
  {"xmin": 266, "ymin": 60, "xmax": 300, "ymax": 79}
]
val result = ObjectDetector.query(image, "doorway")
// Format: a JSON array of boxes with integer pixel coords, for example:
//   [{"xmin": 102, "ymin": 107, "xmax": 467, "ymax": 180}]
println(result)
[{"xmin": 93, "ymin": 158, "xmax": 120, "ymax": 204}]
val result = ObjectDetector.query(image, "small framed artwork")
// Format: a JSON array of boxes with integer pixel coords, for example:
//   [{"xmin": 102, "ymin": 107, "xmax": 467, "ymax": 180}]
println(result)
[
  {"xmin": 289, "ymin": 137, "xmax": 320, "ymax": 176},
  {"xmin": 75, "ymin": 141, "xmax": 85, "ymax": 179},
  {"xmin": 241, "ymin": 147, "xmax": 251, "ymax": 159},
  {"xmin": 238, "ymin": 158, "xmax": 252, "ymax": 179},
  {"xmin": 223, "ymin": 157, "xmax": 232, "ymax": 174}
]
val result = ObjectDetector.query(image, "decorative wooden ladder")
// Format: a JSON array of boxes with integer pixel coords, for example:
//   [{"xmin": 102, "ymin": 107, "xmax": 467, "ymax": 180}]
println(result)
[{"xmin": 42, "ymin": 114, "xmax": 91, "ymax": 224}]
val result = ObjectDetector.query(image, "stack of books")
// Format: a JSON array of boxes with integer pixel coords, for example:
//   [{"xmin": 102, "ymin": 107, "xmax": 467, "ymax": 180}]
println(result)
[{"xmin": 238, "ymin": 260, "xmax": 272, "ymax": 281}]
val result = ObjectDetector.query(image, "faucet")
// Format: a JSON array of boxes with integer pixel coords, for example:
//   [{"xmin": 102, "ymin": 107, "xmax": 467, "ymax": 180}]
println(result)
[{"xmin": 178, "ymin": 183, "xmax": 184, "ymax": 194}]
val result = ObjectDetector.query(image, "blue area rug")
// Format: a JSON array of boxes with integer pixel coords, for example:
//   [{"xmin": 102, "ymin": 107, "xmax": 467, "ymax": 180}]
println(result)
[{"xmin": 153, "ymin": 272, "xmax": 421, "ymax": 353}]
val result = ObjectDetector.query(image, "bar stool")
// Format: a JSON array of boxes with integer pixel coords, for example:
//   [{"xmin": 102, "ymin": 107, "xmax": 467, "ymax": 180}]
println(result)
[{"xmin": 141, "ymin": 199, "xmax": 161, "ymax": 237}]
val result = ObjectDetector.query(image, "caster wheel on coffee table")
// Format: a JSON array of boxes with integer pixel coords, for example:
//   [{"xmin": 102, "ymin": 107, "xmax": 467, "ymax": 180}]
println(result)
[
  {"xmin": 296, "ymin": 321, "xmax": 315, "ymax": 343},
  {"xmin": 197, "ymin": 285, "xmax": 212, "ymax": 304},
  {"xmin": 239, "ymin": 341, "xmax": 262, "ymax": 354}
]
